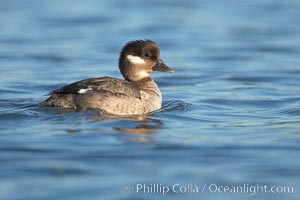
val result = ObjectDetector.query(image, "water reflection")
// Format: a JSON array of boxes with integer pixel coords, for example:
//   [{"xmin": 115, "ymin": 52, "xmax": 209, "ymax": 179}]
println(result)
[
  {"xmin": 114, "ymin": 119, "xmax": 162, "ymax": 135},
  {"xmin": 94, "ymin": 114, "xmax": 163, "ymax": 136},
  {"xmin": 57, "ymin": 111, "xmax": 164, "ymax": 142}
]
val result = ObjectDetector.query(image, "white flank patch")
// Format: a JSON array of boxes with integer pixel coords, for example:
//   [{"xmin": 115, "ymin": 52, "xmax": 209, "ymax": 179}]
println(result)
[
  {"xmin": 127, "ymin": 55, "xmax": 145, "ymax": 64},
  {"xmin": 78, "ymin": 88, "xmax": 92, "ymax": 94}
]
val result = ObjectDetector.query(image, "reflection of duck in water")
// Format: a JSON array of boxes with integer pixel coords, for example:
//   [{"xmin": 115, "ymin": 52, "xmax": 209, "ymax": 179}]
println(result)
[
  {"xmin": 116, "ymin": 125, "xmax": 156, "ymax": 135},
  {"xmin": 43, "ymin": 40, "xmax": 174, "ymax": 115},
  {"xmin": 63, "ymin": 115, "xmax": 163, "ymax": 142},
  {"xmin": 95, "ymin": 114, "xmax": 163, "ymax": 136},
  {"xmin": 114, "ymin": 117, "xmax": 163, "ymax": 143}
]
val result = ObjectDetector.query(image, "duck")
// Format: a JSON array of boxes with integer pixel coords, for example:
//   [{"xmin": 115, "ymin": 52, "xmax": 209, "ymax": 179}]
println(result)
[{"xmin": 42, "ymin": 39, "xmax": 175, "ymax": 115}]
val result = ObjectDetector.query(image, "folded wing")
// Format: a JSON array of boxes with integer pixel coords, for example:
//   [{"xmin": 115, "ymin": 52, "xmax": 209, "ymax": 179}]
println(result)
[{"xmin": 49, "ymin": 76, "xmax": 141, "ymax": 99}]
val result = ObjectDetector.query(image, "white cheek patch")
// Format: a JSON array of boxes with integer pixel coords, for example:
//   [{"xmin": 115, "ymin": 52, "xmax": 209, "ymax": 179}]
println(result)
[
  {"xmin": 127, "ymin": 55, "xmax": 145, "ymax": 64},
  {"xmin": 78, "ymin": 88, "xmax": 92, "ymax": 94}
]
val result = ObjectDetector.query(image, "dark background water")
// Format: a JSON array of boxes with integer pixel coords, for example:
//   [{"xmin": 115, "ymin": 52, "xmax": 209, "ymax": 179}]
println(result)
[{"xmin": 0, "ymin": 0, "xmax": 300, "ymax": 199}]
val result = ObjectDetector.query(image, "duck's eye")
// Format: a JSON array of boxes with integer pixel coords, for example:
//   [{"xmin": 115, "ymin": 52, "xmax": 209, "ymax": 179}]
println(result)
[{"xmin": 144, "ymin": 52, "xmax": 151, "ymax": 58}]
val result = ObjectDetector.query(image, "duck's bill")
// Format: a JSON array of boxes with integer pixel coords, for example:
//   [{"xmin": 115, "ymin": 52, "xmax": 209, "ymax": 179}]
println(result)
[{"xmin": 152, "ymin": 59, "xmax": 175, "ymax": 73}]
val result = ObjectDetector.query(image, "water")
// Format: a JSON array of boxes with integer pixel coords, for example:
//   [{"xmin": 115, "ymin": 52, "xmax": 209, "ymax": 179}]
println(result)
[{"xmin": 0, "ymin": 0, "xmax": 300, "ymax": 199}]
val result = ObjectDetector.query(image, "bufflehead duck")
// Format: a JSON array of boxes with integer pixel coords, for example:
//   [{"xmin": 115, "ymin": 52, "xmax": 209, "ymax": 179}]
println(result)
[{"xmin": 43, "ymin": 40, "xmax": 175, "ymax": 115}]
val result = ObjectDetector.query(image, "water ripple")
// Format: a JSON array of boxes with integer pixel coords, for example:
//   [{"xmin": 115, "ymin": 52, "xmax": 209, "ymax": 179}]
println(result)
[{"xmin": 161, "ymin": 100, "xmax": 193, "ymax": 113}]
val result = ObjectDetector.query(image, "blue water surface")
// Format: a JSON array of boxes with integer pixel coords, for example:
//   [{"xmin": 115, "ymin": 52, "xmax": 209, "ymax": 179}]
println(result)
[{"xmin": 0, "ymin": 0, "xmax": 300, "ymax": 199}]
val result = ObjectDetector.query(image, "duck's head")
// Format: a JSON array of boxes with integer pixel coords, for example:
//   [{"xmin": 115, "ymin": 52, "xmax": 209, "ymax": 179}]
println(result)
[{"xmin": 119, "ymin": 40, "xmax": 174, "ymax": 82}]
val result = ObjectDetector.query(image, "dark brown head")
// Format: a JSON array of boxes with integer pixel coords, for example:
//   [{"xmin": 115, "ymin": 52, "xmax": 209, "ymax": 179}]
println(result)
[{"xmin": 118, "ymin": 40, "xmax": 174, "ymax": 82}]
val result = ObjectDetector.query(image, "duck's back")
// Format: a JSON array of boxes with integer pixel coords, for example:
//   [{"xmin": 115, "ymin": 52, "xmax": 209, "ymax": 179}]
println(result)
[{"xmin": 49, "ymin": 77, "xmax": 140, "ymax": 97}]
